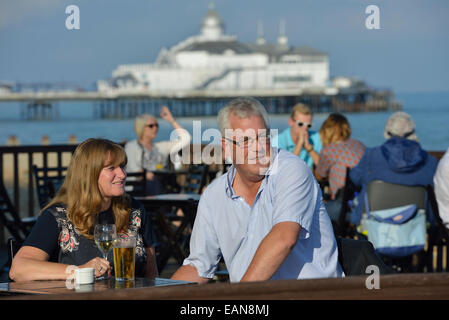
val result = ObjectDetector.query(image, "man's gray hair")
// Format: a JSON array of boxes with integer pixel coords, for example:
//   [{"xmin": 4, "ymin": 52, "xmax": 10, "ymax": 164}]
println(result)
[
  {"xmin": 384, "ymin": 111, "xmax": 418, "ymax": 141},
  {"xmin": 217, "ymin": 97, "xmax": 270, "ymax": 136}
]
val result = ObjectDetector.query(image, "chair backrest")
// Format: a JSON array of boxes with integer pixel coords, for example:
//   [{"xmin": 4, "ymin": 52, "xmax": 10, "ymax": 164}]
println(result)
[
  {"xmin": 125, "ymin": 170, "xmax": 147, "ymax": 197},
  {"xmin": 32, "ymin": 165, "xmax": 67, "ymax": 209},
  {"xmin": 366, "ymin": 180, "xmax": 426, "ymax": 212},
  {"xmin": 181, "ymin": 165, "xmax": 209, "ymax": 195},
  {"xmin": 335, "ymin": 167, "xmax": 359, "ymax": 237},
  {"xmin": 426, "ymin": 184, "xmax": 448, "ymax": 230},
  {"xmin": 425, "ymin": 184, "xmax": 449, "ymax": 272},
  {"xmin": 336, "ymin": 237, "xmax": 395, "ymax": 276},
  {"xmin": 0, "ymin": 182, "xmax": 31, "ymax": 242},
  {"xmin": 7, "ymin": 237, "xmax": 22, "ymax": 269}
]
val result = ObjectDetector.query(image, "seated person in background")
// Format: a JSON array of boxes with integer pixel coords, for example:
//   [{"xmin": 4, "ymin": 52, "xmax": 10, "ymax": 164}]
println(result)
[
  {"xmin": 349, "ymin": 111, "xmax": 438, "ymax": 226},
  {"xmin": 274, "ymin": 103, "xmax": 321, "ymax": 169},
  {"xmin": 9, "ymin": 138, "xmax": 158, "ymax": 281},
  {"xmin": 434, "ymin": 147, "xmax": 449, "ymax": 229},
  {"xmin": 171, "ymin": 97, "xmax": 343, "ymax": 283},
  {"xmin": 315, "ymin": 113, "xmax": 365, "ymax": 222},
  {"xmin": 125, "ymin": 106, "xmax": 191, "ymax": 195}
]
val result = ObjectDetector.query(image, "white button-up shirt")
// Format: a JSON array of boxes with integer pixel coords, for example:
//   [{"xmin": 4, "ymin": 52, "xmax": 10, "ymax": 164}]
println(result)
[
  {"xmin": 434, "ymin": 148, "xmax": 449, "ymax": 227},
  {"xmin": 183, "ymin": 148, "xmax": 344, "ymax": 282}
]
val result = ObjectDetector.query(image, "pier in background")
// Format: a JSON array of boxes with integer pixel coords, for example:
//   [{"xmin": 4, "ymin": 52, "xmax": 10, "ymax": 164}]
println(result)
[{"xmin": 0, "ymin": 82, "xmax": 402, "ymax": 120}]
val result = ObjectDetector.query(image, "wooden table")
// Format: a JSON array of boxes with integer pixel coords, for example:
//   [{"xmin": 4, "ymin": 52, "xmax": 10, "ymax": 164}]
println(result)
[
  {"xmin": 3, "ymin": 273, "xmax": 449, "ymax": 300},
  {"xmin": 0, "ymin": 277, "xmax": 191, "ymax": 297},
  {"xmin": 135, "ymin": 193, "xmax": 201, "ymax": 272}
]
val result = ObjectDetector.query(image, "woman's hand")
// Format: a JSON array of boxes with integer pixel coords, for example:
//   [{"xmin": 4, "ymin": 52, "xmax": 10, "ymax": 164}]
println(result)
[
  {"xmin": 80, "ymin": 257, "xmax": 111, "ymax": 278},
  {"xmin": 160, "ymin": 106, "xmax": 175, "ymax": 123},
  {"xmin": 146, "ymin": 171, "xmax": 155, "ymax": 181}
]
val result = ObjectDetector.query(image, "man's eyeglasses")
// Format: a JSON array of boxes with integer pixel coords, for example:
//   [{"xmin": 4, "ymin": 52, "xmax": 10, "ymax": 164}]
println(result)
[
  {"xmin": 224, "ymin": 132, "xmax": 270, "ymax": 149},
  {"xmin": 146, "ymin": 123, "xmax": 159, "ymax": 129},
  {"xmin": 296, "ymin": 121, "xmax": 312, "ymax": 129}
]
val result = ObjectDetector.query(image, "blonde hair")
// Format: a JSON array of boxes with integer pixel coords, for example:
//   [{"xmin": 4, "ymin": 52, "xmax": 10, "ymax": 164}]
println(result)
[
  {"xmin": 319, "ymin": 113, "xmax": 351, "ymax": 147},
  {"xmin": 134, "ymin": 114, "xmax": 157, "ymax": 139},
  {"xmin": 43, "ymin": 138, "xmax": 131, "ymax": 239},
  {"xmin": 290, "ymin": 103, "xmax": 312, "ymax": 119}
]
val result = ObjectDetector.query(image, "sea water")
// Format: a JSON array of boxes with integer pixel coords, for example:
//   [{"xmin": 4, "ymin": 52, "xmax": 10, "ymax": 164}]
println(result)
[{"xmin": 0, "ymin": 92, "xmax": 447, "ymax": 151}]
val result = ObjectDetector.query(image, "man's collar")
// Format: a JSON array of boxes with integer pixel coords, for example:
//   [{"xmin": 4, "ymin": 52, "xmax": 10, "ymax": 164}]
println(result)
[
  {"xmin": 225, "ymin": 166, "xmax": 238, "ymax": 199},
  {"xmin": 224, "ymin": 147, "xmax": 280, "ymax": 198}
]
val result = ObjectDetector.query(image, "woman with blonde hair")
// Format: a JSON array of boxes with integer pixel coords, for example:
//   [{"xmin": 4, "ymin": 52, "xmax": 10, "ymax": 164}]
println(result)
[
  {"xmin": 125, "ymin": 106, "xmax": 191, "ymax": 195},
  {"xmin": 315, "ymin": 113, "xmax": 365, "ymax": 222},
  {"xmin": 10, "ymin": 138, "xmax": 158, "ymax": 281}
]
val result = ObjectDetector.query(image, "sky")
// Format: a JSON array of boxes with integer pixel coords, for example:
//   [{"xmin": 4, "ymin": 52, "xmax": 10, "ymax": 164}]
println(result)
[{"xmin": 1, "ymin": 0, "xmax": 448, "ymax": 93}]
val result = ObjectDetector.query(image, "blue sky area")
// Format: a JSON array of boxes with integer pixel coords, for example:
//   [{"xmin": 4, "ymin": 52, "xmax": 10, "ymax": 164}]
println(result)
[{"xmin": 1, "ymin": 0, "xmax": 448, "ymax": 93}]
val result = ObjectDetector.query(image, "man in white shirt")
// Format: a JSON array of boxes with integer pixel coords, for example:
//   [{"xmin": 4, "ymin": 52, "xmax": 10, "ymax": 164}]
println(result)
[
  {"xmin": 434, "ymin": 148, "xmax": 449, "ymax": 228},
  {"xmin": 171, "ymin": 97, "xmax": 343, "ymax": 283}
]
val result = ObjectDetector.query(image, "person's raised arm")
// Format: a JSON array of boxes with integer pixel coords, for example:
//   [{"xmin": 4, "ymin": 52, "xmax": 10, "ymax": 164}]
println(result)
[
  {"xmin": 160, "ymin": 106, "xmax": 182, "ymax": 130},
  {"xmin": 157, "ymin": 106, "xmax": 191, "ymax": 164}
]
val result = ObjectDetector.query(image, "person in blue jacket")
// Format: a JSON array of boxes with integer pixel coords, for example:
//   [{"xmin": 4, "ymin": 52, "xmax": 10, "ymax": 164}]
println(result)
[{"xmin": 349, "ymin": 111, "xmax": 438, "ymax": 226}]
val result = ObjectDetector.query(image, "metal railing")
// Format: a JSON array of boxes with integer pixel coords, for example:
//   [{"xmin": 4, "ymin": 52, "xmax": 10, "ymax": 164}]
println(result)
[{"xmin": 0, "ymin": 144, "xmax": 77, "ymax": 218}]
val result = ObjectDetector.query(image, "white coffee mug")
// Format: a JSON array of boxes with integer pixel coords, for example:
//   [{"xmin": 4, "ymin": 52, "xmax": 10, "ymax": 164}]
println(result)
[{"xmin": 74, "ymin": 267, "xmax": 95, "ymax": 285}]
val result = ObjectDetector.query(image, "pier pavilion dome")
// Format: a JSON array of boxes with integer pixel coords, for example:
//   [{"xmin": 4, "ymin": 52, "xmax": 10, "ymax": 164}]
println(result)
[{"xmin": 201, "ymin": 3, "xmax": 224, "ymax": 40}]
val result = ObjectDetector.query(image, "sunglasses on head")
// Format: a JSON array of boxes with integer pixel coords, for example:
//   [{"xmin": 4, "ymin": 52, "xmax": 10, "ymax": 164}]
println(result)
[
  {"xmin": 296, "ymin": 121, "xmax": 312, "ymax": 129},
  {"xmin": 146, "ymin": 123, "xmax": 159, "ymax": 129}
]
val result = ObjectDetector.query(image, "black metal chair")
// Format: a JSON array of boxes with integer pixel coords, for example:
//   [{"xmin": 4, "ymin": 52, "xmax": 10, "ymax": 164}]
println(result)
[
  {"xmin": 425, "ymin": 184, "xmax": 449, "ymax": 272},
  {"xmin": 154, "ymin": 164, "xmax": 209, "ymax": 269},
  {"xmin": 32, "ymin": 165, "xmax": 67, "ymax": 209},
  {"xmin": 125, "ymin": 170, "xmax": 147, "ymax": 197},
  {"xmin": 7, "ymin": 237, "xmax": 21, "ymax": 269},
  {"xmin": 181, "ymin": 164, "xmax": 209, "ymax": 195},
  {"xmin": 0, "ymin": 181, "xmax": 36, "ymax": 243},
  {"xmin": 365, "ymin": 180, "xmax": 427, "ymax": 273},
  {"xmin": 333, "ymin": 167, "xmax": 360, "ymax": 238}
]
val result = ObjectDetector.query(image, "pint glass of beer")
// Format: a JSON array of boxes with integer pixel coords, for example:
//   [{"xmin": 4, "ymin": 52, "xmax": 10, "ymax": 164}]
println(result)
[{"xmin": 113, "ymin": 233, "xmax": 136, "ymax": 281}]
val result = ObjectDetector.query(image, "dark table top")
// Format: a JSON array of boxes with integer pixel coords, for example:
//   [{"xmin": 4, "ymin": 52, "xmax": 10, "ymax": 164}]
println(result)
[
  {"xmin": 0, "ymin": 277, "xmax": 192, "ymax": 296},
  {"xmin": 135, "ymin": 193, "xmax": 201, "ymax": 206},
  {"xmin": 152, "ymin": 169, "xmax": 188, "ymax": 175}
]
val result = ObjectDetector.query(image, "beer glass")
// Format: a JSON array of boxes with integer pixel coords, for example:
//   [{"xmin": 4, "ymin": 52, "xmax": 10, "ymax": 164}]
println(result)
[{"xmin": 113, "ymin": 233, "xmax": 136, "ymax": 281}]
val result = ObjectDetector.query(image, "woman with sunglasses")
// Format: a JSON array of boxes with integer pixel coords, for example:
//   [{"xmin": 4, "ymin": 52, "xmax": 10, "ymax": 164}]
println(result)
[{"xmin": 125, "ymin": 106, "xmax": 191, "ymax": 195}]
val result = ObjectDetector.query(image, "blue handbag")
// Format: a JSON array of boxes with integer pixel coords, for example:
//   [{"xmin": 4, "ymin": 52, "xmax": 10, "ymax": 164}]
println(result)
[{"xmin": 364, "ymin": 202, "xmax": 426, "ymax": 257}]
